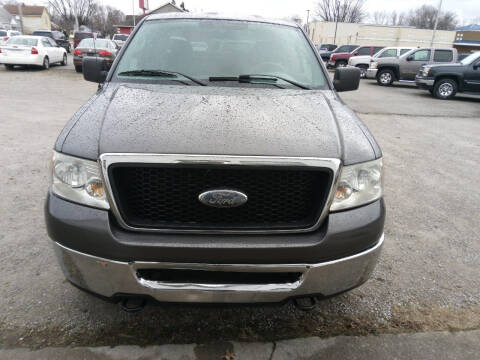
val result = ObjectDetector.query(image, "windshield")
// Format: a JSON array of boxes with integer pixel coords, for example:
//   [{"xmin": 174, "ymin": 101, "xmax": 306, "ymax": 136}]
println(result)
[
  {"xmin": 114, "ymin": 19, "xmax": 327, "ymax": 89},
  {"xmin": 7, "ymin": 37, "xmax": 38, "ymax": 46},
  {"xmin": 75, "ymin": 32, "xmax": 93, "ymax": 40},
  {"xmin": 32, "ymin": 31, "xmax": 52, "ymax": 37},
  {"xmin": 78, "ymin": 38, "xmax": 109, "ymax": 48},
  {"xmin": 334, "ymin": 45, "xmax": 358, "ymax": 53},
  {"xmin": 113, "ymin": 34, "xmax": 128, "ymax": 41},
  {"xmin": 460, "ymin": 52, "xmax": 480, "ymax": 65}
]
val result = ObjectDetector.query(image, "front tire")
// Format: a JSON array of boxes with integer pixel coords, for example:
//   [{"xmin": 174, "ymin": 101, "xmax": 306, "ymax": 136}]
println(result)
[
  {"xmin": 377, "ymin": 69, "xmax": 394, "ymax": 86},
  {"xmin": 61, "ymin": 53, "xmax": 67, "ymax": 66},
  {"xmin": 42, "ymin": 57, "xmax": 49, "ymax": 70},
  {"xmin": 433, "ymin": 78, "xmax": 457, "ymax": 100}
]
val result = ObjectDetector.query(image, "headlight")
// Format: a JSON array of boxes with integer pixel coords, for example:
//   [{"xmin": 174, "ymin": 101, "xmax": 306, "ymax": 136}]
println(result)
[
  {"xmin": 371, "ymin": 62, "xmax": 378, "ymax": 69},
  {"xmin": 422, "ymin": 66, "xmax": 431, "ymax": 77},
  {"xmin": 330, "ymin": 158, "xmax": 383, "ymax": 212},
  {"xmin": 51, "ymin": 151, "xmax": 109, "ymax": 209}
]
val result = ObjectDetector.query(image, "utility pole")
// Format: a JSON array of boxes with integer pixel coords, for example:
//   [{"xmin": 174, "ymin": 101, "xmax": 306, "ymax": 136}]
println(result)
[
  {"xmin": 333, "ymin": 3, "xmax": 339, "ymax": 45},
  {"xmin": 306, "ymin": 9, "xmax": 310, "ymax": 35},
  {"xmin": 16, "ymin": 3, "xmax": 24, "ymax": 34},
  {"xmin": 430, "ymin": 0, "xmax": 444, "ymax": 47}
]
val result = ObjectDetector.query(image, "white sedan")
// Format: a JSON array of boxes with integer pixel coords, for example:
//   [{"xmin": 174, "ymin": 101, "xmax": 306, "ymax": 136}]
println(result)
[{"xmin": 0, "ymin": 35, "xmax": 67, "ymax": 70}]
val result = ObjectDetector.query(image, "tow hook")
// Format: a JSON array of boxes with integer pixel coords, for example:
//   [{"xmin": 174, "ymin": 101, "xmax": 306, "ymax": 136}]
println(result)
[
  {"xmin": 120, "ymin": 297, "xmax": 147, "ymax": 313},
  {"xmin": 292, "ymin": 297, "xmax": 317, "ymax": 311}
]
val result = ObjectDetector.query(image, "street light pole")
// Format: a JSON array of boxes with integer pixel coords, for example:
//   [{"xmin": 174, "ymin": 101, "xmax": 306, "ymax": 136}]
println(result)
[
  {"xmin": 132, "ymin": 0, "xmax": 136, "ymax": 26},
  {"xmin": 306, "ymin": 9, "xmax": 310, "ymax": 36},
  {"xmin": 430, "ymin": 0, "xmax": 444, "ymax": 47}
]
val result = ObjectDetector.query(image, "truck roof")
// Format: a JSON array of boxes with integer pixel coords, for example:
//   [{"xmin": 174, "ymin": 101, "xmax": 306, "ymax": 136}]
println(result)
[{"xmin": 146, "ymin": 12, "xmax": 299, "ymax": 28}]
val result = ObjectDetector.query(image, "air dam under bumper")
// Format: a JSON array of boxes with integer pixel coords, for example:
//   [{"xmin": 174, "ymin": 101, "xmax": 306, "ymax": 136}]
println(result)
[{"xmin": 53, "ymin": 234, "xmax": 384, "ymax": 303}]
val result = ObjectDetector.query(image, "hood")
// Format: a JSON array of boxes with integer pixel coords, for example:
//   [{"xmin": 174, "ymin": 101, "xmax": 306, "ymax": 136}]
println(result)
[
  {"xmin": 331, "ymin": 52, "xmax": 351, "ymax": 59},
  {"xmin": 57, "ymin": 84, "xmax": 379, "ymax": 165},
  {"xmin": 427, "ymin": 63, "xmax": 463, "ymax": 69}
]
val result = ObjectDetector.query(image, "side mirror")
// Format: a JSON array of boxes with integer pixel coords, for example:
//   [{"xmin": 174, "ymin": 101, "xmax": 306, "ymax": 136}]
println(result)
[
  {"xmin": 333, "ymin": 67, "xmax": 361, "ymax": 92},
  {"xmin": 407, "ymin": 55, "xmax": 413, "ymax": 61},
  {"xmin": 353, "ymin": 52, "xmax": 358, "ymax": 56},
  {"xmin": 83, "ymin": 56, "xmax": 108, "ymax": 83}
]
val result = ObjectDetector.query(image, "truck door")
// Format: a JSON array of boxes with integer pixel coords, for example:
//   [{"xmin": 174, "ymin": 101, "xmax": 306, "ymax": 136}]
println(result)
[
  {"xmin": 402, "ymin": 49, "xmax": 431, "ymax": 80},
  {"xmin": 463, "ymin": 58, "xmax": 480, "ymax": 92}
]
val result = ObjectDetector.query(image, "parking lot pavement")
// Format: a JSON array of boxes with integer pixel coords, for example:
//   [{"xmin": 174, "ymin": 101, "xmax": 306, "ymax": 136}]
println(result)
[{"xmin": 1, "ymin": 61, "xmax": 479, "ymax": 348}]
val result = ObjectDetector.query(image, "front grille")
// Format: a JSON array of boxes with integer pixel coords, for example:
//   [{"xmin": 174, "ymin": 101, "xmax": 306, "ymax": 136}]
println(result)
[{"xmin": 108, "ymin": 164, "xmax": 332, "ymax": 231}]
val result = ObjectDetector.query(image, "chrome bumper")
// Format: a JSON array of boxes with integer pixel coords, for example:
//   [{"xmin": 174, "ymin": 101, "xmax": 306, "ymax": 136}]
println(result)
[
  {"xmin": 366, "ymin": 68, "xmax": 378, "ymax": 79},
  {"xmin": 53, "ymin": 234, "xmax": 384, "ymax": 303},
  {"xmin": 415, "ymin": 77, "xmax": 435, "ymax": 86}
]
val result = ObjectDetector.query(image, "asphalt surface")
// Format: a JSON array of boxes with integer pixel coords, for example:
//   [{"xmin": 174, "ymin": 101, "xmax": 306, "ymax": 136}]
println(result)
[
  {"xmin": 2, "ymin": 330, "xmax": 480, "ymax": 360},
  {"xmin": 1, "ymin": 56, "xmax": 479, "ymax": 349}
]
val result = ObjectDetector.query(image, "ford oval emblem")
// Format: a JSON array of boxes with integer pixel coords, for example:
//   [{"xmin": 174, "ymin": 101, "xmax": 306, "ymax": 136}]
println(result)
[{"xmin": 198, "ymin": 190, "xmax": 248, "ymax": 208}]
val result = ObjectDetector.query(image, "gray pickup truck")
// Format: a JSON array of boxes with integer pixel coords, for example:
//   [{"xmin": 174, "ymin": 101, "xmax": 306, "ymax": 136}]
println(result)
[
  {"xmin": 45, "ymin": 14, "xmax": 385, "ymax": 311},
  {"xmin": 367, "ymin": 47, "xmax": 458, "ymax": 86}
]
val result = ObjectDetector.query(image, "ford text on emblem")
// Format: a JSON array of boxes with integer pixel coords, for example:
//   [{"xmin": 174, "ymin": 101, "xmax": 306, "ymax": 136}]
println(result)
[{"xmin": 198, "ymin": 190, "xmax": 248, "ymax": 208}]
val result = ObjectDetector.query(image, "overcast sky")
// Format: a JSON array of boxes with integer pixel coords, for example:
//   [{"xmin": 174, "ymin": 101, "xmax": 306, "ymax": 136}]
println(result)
[{"xmin": 23, "ymin": 0, "xmax": 480, "ymax": 24}]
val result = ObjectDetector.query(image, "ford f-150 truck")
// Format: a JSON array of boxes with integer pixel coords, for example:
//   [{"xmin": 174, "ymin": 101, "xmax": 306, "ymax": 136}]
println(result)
[
  {"xmin": 45, "ymin": 14, "xmax": 385, "ymax": 311},
  {"xmin": 369, "ymin": 47, "xmax": 458, "ymax": 86},
  {"xmin": 415, "ymin": 51, "xmax": 480, "ymax": 99}
]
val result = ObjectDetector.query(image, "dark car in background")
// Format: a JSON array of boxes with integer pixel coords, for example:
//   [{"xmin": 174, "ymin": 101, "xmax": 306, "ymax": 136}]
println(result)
[
  {"xmin": 73, "ymin": 38, "xmax": 119, "ymax": 73},
  {"xmin": 73, "ymin": 31, "xmax": 94, "ymax": 49},
  {"xmin": 416, "ymin": 51, "xmax": 480, "ymax": 99},
  {"xmin": 320, "ymin": 44, "xmax": 359, "ymax": 62},
  {"xmin": 32, "ymin": 30, "xmax": 71, "ymax": 53}
]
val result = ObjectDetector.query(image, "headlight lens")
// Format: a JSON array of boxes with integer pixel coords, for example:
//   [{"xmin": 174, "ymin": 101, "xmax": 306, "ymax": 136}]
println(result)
[
  {"xmin": 330, "ymin": 158, "xmax": 383, "ymax": 212},
  {"xmin": 51, "ymin": 151, "xmax": 109, "ymax": 209},
  {"xmin": 422, "ymin": 66, "xmax": 431, "ymax": 77}
]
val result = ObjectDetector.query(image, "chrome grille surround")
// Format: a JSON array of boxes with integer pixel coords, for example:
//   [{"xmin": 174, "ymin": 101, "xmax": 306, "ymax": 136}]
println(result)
[{"xmin": 99, "ymin": 154, "xmax": 342, "ymax": 234}]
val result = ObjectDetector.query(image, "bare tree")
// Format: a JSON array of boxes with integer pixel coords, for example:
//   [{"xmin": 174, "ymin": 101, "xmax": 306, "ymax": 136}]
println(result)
[
  {"xmin": 406, "ymin": 5, "xmax": 458, "ymax": 30},
  {"xmin": 48, "ymin": 0, "xmax": 96, "ymax": 32},
  {"xmin": 370, "ymin": 11, "xmax": 389, "ymax": 25},
  {"xmin": 289, "ymin": 14, "xmax": 303, "ymax": 25},
  {"xmin": 315, "ymin": 0, "xmax": 367, "ymax": 23}
]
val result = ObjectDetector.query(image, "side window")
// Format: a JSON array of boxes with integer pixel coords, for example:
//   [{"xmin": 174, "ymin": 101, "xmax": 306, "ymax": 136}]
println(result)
[
  {"xmin": 400, "ymin": 48, "xmax": 411, "ymax": 55},
  {"xmin": 434, "ymin": 50, "xmax": 453, "ymax": 62},
  {"xmin": 42, "ymin": 38, "xmax": 51, "ymax": 47},
  {"xmin": 356, "ymin": 47, "xmax": 371, "ymax": 56},
  {"xmin": 379, "ymin": 49, "xmax": 397, "ymax": 58},
  {"xmin": 411, "ymin": 49, "xmax": 431, "ymax": 61},
  {"xmin": 373, "ymin": 47, "xmax": 383, "ymax": 55},
  {"xmin": 47, "ymin": 38, "xmax": 57, "ymax": 47}
]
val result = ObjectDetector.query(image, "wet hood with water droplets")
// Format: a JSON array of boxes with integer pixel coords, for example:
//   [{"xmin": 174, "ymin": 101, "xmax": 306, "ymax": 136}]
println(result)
[{"xmin": 57, "ymin": 83, "xmax": 380, "ymax": 165}]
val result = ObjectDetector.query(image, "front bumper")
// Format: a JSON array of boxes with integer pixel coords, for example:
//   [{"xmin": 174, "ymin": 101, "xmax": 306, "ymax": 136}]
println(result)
[
  {"xmin": 53, "ymin": 234, "xmax": 384, "ymax": 303},
  {"xmin": 366, "ymin": 68, "xmax": 378, "ymax": 79},
  {"xmin": 415, "ymin": 77, "xmax": 435, "ymax": 89},
  {"xmin": 46, "ymin": 191, "xmax": 385, "ymax": 303}
]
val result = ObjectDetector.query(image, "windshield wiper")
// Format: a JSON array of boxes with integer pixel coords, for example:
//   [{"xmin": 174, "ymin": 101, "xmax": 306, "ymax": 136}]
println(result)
[
  {"xmin": 209, "ymin": 74, "xmax": 311, "ymax": 90},
  {"xmin": 118, "ymin": 69, "xmax": 207, "ymax": 86}
]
